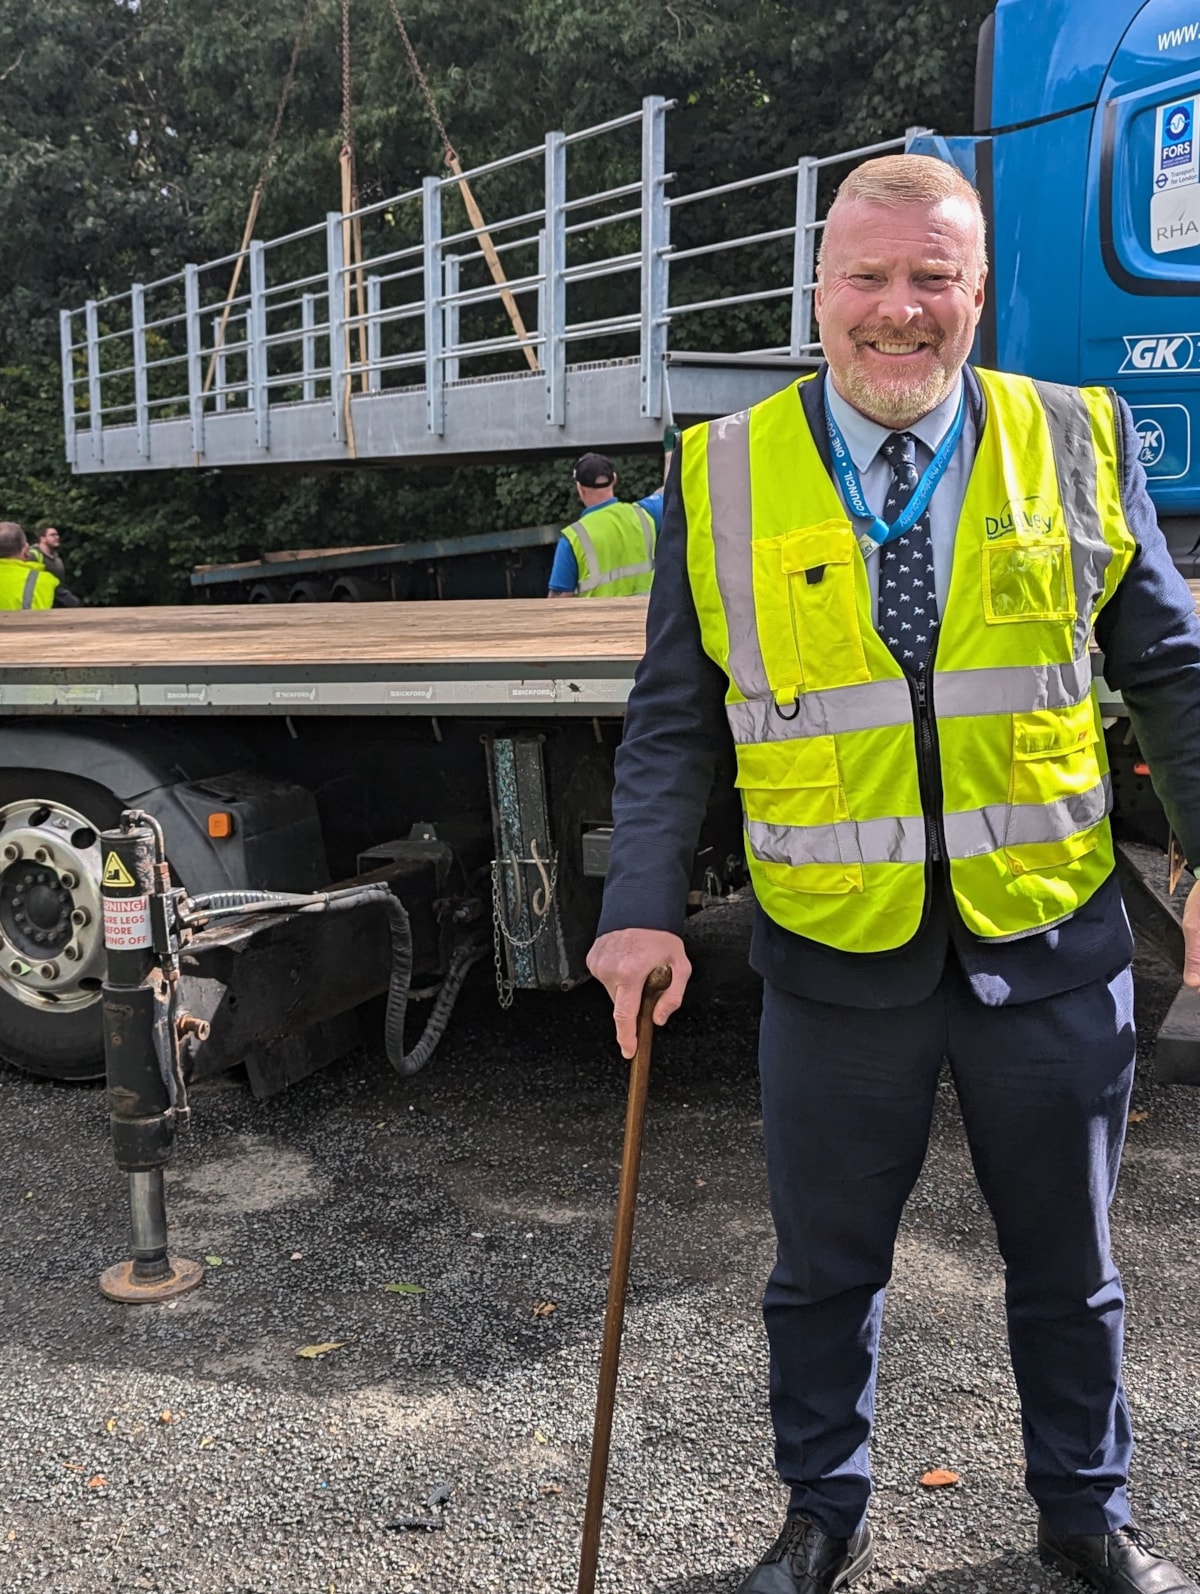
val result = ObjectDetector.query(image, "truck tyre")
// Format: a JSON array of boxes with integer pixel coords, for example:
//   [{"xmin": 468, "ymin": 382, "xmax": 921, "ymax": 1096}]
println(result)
[{"xmin": 0, "ymin": 770, "xmax": 125, "ymax": 1081}]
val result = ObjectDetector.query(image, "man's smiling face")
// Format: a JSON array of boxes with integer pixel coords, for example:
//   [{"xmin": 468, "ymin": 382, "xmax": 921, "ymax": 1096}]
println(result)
[{"xmin": 815, "ymin": 194, "xmax": 987, "ymax": 429}]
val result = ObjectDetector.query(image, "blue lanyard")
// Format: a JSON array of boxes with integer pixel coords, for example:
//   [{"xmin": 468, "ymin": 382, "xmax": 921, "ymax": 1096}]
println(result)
[{"xmin": 824, "ymin": 385, "xmax": 966, "ymax": 561}]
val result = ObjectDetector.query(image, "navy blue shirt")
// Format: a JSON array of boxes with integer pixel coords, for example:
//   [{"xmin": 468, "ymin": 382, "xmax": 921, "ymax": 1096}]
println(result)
[{"xmin": 596, "ymin": 369, "xmax": 1200, "ymax": 1008}]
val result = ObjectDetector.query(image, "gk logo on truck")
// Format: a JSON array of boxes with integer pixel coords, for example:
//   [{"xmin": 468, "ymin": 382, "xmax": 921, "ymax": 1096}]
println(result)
[{"xmin": 1119, "ymin": 335, "xmax": 1198, "ymax": 373}]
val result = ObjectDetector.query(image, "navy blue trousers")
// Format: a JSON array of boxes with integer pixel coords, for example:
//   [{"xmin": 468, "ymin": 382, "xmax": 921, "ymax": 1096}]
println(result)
[{"xmin": 759, "ymin": 955, "xmax": 1136, "ymax": 1540}]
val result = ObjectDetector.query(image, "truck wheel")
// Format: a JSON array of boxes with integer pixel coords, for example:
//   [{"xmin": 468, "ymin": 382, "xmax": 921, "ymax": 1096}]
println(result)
[{"xmin": 0, "ymin": 772, "xmax": 123, "ymax": 1081}]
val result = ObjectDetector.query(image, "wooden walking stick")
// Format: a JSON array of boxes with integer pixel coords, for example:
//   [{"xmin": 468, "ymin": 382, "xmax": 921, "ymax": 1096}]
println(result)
[{"xmin": 576, "ymin": 964, "xmax": 673, "ymax": 1594}]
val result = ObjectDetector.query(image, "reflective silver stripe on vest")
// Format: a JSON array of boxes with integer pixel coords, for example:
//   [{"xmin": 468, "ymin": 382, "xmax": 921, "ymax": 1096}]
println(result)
[
  {"xmin": 634, "ymin": 502, "xmax": 655, "ymax": 563},
  {"xmin": 727, "ymin": 678, "xmax": 913, "ymax": 743},
  {"xmin": 577, "ymin": 559, "xmax": 654, "ymax": 594},
  {"xmin": 20, "ymin": 568, "xmax": 40, "ymax": 610},
  {"xmin": 1033, "ymin": 380, "xmax": 1113, "ymax": 653},
  {"xmin": 942, "ymin": 776, "xmax": 1111, "ymax": 859},
  {"xmin": 572, "ymin": 504, "xmax": 656, "ymax": 592},
  {"xmin": 726, "ymin": 655, "xmax": 1095, "ymax": 744},
  {"xmin": 705, "ymin": 409, "xmax": 770, "ymax": 698},
  {"xmin": 570, "ymin": 515, "xmax": 602, "ymax": 583},
  {"xmin": 934, "ymin": 655, "xmax": 1093, "ymax": 718},
  {"xmin": 746, "ymin": 814, "xmax": 927, "ymax": 868}
]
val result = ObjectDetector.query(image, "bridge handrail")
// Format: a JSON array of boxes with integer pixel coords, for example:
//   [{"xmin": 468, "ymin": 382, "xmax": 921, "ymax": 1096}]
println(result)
[{"xmin": 60, "ymin": 102, "xmax": 930, "ymax": 466}]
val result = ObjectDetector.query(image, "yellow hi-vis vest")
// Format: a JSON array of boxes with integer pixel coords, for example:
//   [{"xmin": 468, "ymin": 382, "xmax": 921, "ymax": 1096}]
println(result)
[
  {"xmin": 563, "ymin": 501, "xmax": 657, "ymax": 596},
  {"xmin": 683, "ymin": 368, "xmax": 1136, "ymax": 953},
  {"xmin": 0, "ymin": 558, "xmax": 57, "ymax": 611}
]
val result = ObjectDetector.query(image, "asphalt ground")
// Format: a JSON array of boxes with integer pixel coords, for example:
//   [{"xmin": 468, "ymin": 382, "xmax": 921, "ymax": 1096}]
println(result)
[{"xmin": 0, "ymin": 894, "xmax": 1197, "ymax": 1594}]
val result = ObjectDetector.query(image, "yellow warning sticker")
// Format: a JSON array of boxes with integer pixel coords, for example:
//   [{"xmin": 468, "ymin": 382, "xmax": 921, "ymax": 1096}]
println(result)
[{"xmin": 102, "ymin": 852, "xmax": 137, "ymax": 889}]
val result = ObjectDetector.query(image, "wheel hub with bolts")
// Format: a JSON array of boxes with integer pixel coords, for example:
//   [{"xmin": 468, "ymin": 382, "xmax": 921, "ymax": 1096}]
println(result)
[{"xmin": 0, "ymin": 799, "xmax": 106, "ymax": 1012}]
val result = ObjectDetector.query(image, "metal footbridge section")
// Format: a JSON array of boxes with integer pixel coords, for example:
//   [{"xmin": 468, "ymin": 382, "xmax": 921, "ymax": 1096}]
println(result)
[{"xmin": 61, "ymin": 103, "xmax": 929, "ymax": 474}]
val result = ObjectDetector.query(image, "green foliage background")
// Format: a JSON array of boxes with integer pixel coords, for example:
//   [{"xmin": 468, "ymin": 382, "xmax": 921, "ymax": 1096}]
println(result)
[{"xmin": 0, "ymin": 0, "xmax": 991, "ymax": 604}]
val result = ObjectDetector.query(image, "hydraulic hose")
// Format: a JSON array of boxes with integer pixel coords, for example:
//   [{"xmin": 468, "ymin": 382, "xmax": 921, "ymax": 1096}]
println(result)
[
  {"xmin": 181, "ymin": 883, "xmax": 484, "ymax": 1077},
  {"xmin": 186, "ymin": 888, "xmax": 322, "ymax": 914}
]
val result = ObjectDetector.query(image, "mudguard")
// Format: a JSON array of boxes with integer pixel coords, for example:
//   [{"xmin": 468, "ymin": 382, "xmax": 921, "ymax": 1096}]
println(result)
[{"xmin": 0, "ymin": 720, "xmax": 329, "ymax": 894}]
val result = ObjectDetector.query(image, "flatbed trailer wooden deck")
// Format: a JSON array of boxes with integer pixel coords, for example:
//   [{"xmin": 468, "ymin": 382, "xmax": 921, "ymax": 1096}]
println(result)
[
  {"xmin": 3, "ymin": 582, "xmax": 1198, "ymax": 716},
  {"xmin": 0, "ymin": 598, "xmax": 648, "ymax": 715}
]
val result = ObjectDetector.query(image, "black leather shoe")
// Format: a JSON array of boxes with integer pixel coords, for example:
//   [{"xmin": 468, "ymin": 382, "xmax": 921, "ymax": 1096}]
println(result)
[
  {"xmin": 1038, "ymin": 1520, "xmax": 1199, "ymax": 1592},
  {"xmin": 736, "ymin": 1513, "xmax": 874, "ymax": 1593}
]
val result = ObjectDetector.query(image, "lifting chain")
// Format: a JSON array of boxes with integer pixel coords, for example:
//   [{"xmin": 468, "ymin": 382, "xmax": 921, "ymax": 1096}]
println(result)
[
  {"xmin": 266, "ymin": 0, "xmax": 318, "ymax": 180},
  {"xmin": 341, "ymin": 0, "xmax": 354, "ymax": 158},
  {"xmin": 382, "ymin": 0, "xmax": 457, "ymax": 166},
  {"xmin": 490, "ymin": 839, "xmax": 559, "ymax": 1009}
]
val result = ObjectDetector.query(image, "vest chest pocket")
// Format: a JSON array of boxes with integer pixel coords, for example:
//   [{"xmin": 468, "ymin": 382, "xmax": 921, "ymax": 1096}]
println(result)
[
  {"xmin": 982, "ymin": 538, "xmax": 1074, "ymax": 623},
  {"xmin": 751, "ymin": 523, "xmax": 870, "ymax": 695}
]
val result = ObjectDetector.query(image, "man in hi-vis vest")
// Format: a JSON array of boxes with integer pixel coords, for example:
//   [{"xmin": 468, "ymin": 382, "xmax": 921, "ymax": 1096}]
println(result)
[
  {"xmin": 588, "ymin": 157, "xmax": 1200, "ymax": 1594},
  {"xmin": 546, "ymin": 452, "xmax": 661, "ymax": 597},
  {"xmin": 0, "ymin": 521, "xmax": 58, "ymax": 610}
]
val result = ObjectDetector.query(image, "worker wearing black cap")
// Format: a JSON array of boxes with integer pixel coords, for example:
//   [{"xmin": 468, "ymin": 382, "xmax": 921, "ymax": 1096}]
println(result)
[{"xmin": 546, "ymin": 452, "xmax": 663, "ymax": 597}]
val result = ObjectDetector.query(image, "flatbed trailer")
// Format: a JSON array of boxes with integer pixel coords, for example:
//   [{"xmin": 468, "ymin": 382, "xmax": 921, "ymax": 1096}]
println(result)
[
  {"xmin": 0, "ymin": 597, "xmax": 752, "ymax": 1095},
  {"xmin": 188, "ymin": 523, "xmax": 563, "ymax": 605}
]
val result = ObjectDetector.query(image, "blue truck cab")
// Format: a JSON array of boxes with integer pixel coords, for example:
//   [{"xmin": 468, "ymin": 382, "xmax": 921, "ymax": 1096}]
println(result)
[{"xmin": 914, "ymin": 1, "xmax": 1200, "ymax": 568}]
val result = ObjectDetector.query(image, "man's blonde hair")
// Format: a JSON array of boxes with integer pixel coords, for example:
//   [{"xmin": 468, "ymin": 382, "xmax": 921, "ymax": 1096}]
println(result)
[{"xmin": 818, "ymin": 154, "xmax": 987, "ymax": 269}]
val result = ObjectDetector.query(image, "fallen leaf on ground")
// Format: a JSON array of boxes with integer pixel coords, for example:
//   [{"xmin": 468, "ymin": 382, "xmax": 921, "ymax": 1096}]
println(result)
[
  {"xmin": 105, "ymin": 1418, "xmax": 116, "ymax": 1434},
  {"xmin": 534, "ymin": 1428, "xmax": 548, "ymax": 1444},
  {"xmin": 87, "ymin": 1476, "xmax": 107, "ymax": 1489},
  {"xmin": 296, "ymin": 1340, "xmax": 347, "ymax": 1359},
  {"xmin": 198, "ymin": 1436, "xmax": 214, "ymax": 1450},
  {"xmin": 532, "ymin": 1301, "xmax": 557, "ymax": 1317},
  {"xmin": 204, "ymin": 1255, "xmax": 223, "ymax": 1267},
  {"xmin": 920, "ymin": 1468, "xmax": 960, "ymax": 1488},
  {"xmin": 1128, "ymin": 1110, "xmax": 1149, "ymax": 1123},
  {"xmin": 383, "ymin": 1282, "xmax": 425, "ymax": 1295},
  {"xmin": 540, "ymin": 1483, "xmax": 564, "ymax": 1496},
  {"xmin": 159, "ymin": 1410, "xmax": 177, "ymax": 1424}
]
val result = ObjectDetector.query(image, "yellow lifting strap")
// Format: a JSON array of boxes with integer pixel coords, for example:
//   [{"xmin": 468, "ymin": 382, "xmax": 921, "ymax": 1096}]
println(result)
[
  {"xmin": 339, "ymin": 0, "xmax": 366, "ymax": 453},
  {"xmin": 381, "ymin": 0, "xmax": 540, "ymax": 373}
]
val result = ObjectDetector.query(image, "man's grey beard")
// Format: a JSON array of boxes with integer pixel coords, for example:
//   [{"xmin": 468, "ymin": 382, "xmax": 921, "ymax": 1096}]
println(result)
[{"xmin": 837, "ymin": 357, "xmax": 957, "ymax": 429}]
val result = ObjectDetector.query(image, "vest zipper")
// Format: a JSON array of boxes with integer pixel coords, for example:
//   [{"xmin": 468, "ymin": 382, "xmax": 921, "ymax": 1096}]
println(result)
[{"xmin": 911, "ymin": 645, "xmax": 945, "ymax": 866}]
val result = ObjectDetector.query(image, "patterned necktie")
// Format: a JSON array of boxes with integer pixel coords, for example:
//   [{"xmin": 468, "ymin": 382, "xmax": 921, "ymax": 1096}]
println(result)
[{"xmin": 877, "ymin": 432, "xmax": 939, "ymax": 674}]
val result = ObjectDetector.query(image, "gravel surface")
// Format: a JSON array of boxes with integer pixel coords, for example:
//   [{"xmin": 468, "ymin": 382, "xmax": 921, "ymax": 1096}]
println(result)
[{"xmin": 0, "ymin": 894, "xmax": 1197, "ymax": 1593}]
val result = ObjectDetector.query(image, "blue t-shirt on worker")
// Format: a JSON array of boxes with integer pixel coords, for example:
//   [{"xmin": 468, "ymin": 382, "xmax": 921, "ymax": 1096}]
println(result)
[{"xmin": 547, "ymin": 490, "xmax": 664, "ymax": 593}]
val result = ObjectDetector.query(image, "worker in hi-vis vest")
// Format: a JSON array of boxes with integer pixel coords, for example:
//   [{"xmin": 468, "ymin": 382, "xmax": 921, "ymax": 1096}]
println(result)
[
  {"xmin": 546, "ymin": 452, "xmax": 662, "ymax": 597},
  {"xmin": 588, "ymin": 154, "xmax": 1200, "ymax": 1594},
  {"xmin": 0, "ymin": 521, "xmax": 59, "ymax": 610}
]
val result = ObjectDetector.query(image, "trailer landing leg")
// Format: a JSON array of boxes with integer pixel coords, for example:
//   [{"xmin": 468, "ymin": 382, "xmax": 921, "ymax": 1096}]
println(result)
[
  {"xmin": 99, "ymin": 1169, "xmax": 204, "ymax": 1303},
  {"xmin": 98, "ymin": 815, "xmax": 202, "ymax": 1304}
]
